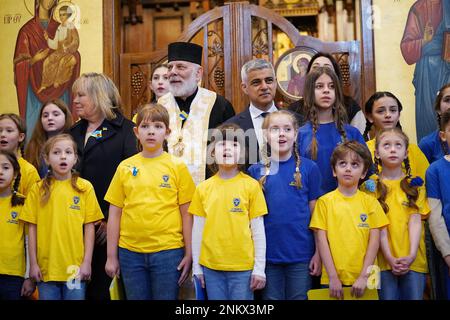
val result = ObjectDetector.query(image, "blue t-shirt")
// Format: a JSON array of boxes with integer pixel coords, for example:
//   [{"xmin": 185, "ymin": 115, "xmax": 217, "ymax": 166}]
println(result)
[
  {"xmin": 248, "ymin": 155, "xmax": 323, "ymax": 264},
  {"xmin": 419, "ymin": 130, "xmax": 445, "ymax": 164},
  {"xmin": 297, "ymin": 121, "xmax": 367, "ymax": 194},
  {"xmin": 426, "ymin": 157, "xmax": 450, "ymax": 234}
]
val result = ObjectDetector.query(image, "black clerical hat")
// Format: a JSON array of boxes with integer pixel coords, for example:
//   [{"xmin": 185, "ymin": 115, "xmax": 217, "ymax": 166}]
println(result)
[{"xmin": 168, "ymin": 42, "xmax": 203, "ymax": 65}]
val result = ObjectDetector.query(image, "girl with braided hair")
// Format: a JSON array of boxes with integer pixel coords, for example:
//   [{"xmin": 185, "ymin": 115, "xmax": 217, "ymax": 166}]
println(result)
[
  {"xmin": 363, "ymin": 92, "xmax": 429, "ymax": 180},
  {"xmin": 21, "ymin": 134, "xmax": 103, "ymax": 300},
  {"xmin": 248, "ymin": 110, "xmax": 323, "ymax": 300},
  {"xmin": 362, "ymin": 128, "xmax": 430, "ymax": 300},
  {"xmin": 0, "ymin": 150, "xmax": 35, "ymax": 299},
  {"xmin": 297, "ymin": 67, "xmax": 366, "ymax": 194},
  {"xmin": 419, "ymin": 83, "xmax": 450, "ymax": 164},
  {"xmin": 0, "ymin": 114, "xmax": 39, "ymax": 196}
]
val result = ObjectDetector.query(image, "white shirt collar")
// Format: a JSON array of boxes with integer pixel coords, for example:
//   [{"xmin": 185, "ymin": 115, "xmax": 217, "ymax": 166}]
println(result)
[{"xmin": 249, "ymin": 102, "xmax": 277, "ymax": 119}]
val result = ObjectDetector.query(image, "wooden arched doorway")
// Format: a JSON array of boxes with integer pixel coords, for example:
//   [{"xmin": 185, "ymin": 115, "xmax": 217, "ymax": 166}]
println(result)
[{"xmin": 120, "ymin": 2, "xmax": 367, "ymax": 118}]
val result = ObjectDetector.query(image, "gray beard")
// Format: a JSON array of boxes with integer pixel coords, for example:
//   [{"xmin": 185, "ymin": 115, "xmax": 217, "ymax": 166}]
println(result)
[{"xmin": 171, "ymin": 77, "xmax": 199, "ymax": 98}]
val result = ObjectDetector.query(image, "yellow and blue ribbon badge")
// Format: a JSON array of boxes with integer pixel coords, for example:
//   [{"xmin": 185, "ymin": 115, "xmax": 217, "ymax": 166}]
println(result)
[
  {"xmin": 132, "ymin": 166, "xmax": 139, "ymax": 177},
  {"xmin": 90, "ymin": 129, "xmax": 103, "ymax": 140},
  {"xmin": 179, "ymin": 111, "xmax": 189, "ymax": 121}
]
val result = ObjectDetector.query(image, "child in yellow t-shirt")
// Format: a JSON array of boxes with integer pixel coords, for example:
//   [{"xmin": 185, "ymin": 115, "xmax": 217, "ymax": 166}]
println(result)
[
  {"xmin": 0, "ymin": 114, "xmax": 40, "ymax": 196},
  {"xmin": 20, "ymin": 134, "xmax": 104, "ymax": 300},
  {"xmin": 104, "ymin": 104, "xmax": 196, "ymax": 300},
  {"xmin": 189, "ymin": 123, "xmax": 268, "ymax": 300},
  {"xmin": 361, "ymin": 128, "xmax": 430, "ymax": 300},
  {"xmin": 362, "ymin": 92, "xmax": 429, "ymax": 179},
  {"xmin": 310, "ymin": 141, "xmax": 389, "ymax": 299},
  {"xmin": 0, "ymin": 150, "xmax": 35, "ymax": 300}
]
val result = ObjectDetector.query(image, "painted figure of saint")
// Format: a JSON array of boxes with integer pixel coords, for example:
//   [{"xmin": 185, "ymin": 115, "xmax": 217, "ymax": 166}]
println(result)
[
  {"xmin": 400, "ymin": 0, "xmax": 450, "ymax": 141},
  {"xmin": 13, "ymin": 0, "xmax": 80, "ymax": 136}
]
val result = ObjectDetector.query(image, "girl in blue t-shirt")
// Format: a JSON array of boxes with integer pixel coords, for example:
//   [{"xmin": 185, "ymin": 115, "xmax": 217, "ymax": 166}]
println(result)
[
  {"xmin": 426, "ymin": 109, "xmax": 450, "ymax": 300},
  {"xmin": 297, "ymin": 66, "xmax": 366, "ymax": 194},
  {"xmin": 419, "ymin": 83, "xmax": 450, "ymax": 164},
  {"xmin": 249, "ymin": 110, "xmax": 323, "ymax": 300}
]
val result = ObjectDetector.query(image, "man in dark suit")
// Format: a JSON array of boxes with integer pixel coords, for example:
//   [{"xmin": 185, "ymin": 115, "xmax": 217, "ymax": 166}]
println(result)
[{"xmin": 226, "ymin": 59, "xmax": 278, "ymax": 169}]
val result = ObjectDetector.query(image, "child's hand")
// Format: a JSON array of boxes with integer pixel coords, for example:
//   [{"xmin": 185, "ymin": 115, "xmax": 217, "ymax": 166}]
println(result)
[
  {"xmin": 194, "ymin": 274, "xmax": 205, "ymax": 288},
  {"xmin": 250, "ymin": 274, "xmax": 266, "ymax": 291},
  {"xmin": 30, "ymin": 263, "xmax": 42, "ymax": 282},
  {"xmin": 79, "ymin": 261, "xmax": 92, "ymax": 281},
  {"xmin": 21, "ymin": 279, "xmax": 36, "ymax": 297},
  {"xmin": 43, "ymin": 31, "xmax": 48, "ymax": 40},
  {"xmin": 328, "ymin": 277, "xmax": 343, "ymax": 299},
  {"xmin": 396, "ymin": 255, "xmax": 415, "ymax": 274},
  {"xmin": 177, "ymin": 254, "xmax": 192, "ymax": 286},
  {"xmin": 386, "ymin": 256, "xmax": 404, "ymax": 275},
  {"xmin": 105, "ymin": 257, "xmax": 120, "ymax": 279},
  {"xmin": 309, "ymin": 252, "xmax": 322, "ymax": 276},
  {"xmin": 351, "ymin": 276, "xmax": 367, "ymax": 298}
]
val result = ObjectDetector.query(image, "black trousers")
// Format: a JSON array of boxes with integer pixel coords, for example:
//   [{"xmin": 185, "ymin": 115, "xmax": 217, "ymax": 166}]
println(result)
[{"xmin": 86, "ymin": 243, "xmax": 111, "ymax": 300}]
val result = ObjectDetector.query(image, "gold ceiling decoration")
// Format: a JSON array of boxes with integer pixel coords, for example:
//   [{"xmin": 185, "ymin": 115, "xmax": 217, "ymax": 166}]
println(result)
[{"xmin": 264, "ymin": 0, "xmax": 320, "ymax": 17}]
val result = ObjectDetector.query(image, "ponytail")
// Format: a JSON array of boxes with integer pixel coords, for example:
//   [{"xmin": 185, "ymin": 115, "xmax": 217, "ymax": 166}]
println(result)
[
  {"xmin": 400, "ymin": 157, "xmax": 419, "ymax": 211},
  {"xmin": 374, "ymin": 156, "xmax": 389, "ymax": 213},
  {"xmin": 293, "ymin": 140, "xmax": 302, "ymax": 189},
  {"xmin": 363, "ymin": 120, "xmax": 372, "ymax": 141},
  {"xmin": 11, "ymin": 171, "xmax": 25, "ymax": 206},
  {"xmin": 258, "ymin": 143, "xmax": 271, "ymax": 190}
]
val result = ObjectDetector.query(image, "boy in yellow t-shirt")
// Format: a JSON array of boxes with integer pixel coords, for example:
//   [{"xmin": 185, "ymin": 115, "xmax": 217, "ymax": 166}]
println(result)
[
  {"xmin": 189, "ymin": 123, "xmax": 268, "ymax": 300},
  {"xmin": 20, "ymin": 135, "xmax": 103, "ymax": 300},
  {"xmin": 0, "ymin": 150, "xmax": 35, "ymax": 300},
  {"xmin": 361, "ymin": 128, "xmax": 430, "ymax": 300},
  {"xmin": 310, "ymin": 141, "xmax": 388, "ymax": 299},
  {"xmin": 105, "ymin": 104, "xmax": 196, "ymax": 300}
]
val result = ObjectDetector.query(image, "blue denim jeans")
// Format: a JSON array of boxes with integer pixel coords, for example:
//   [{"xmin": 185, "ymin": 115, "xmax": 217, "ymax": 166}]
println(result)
[
  {"xmin": 118, "ymin": 247, "xmax": 184, "ymax": 300},
  {"xmin": 262, "ymin": 262, "xmax": 311, "ymax": 300},
  {"xmin": 37, "ymin": 281, "xmax": 86, "ymax": 300},
  {"xmin": 0, "ymin": 275, "xmax": 23, "ymax": 300},
  {"xmin": 203, "ymin": 266, "xmax": 253, "ymax": 300},
  {"xmin": 379, "ymin": 270, "xmax": 426, "ymax": 300}
]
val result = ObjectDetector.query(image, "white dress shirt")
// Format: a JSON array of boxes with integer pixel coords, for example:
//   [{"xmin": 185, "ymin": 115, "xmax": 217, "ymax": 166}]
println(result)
[{"xmin": 249, "ymin": 102, "xmax": 278, "ymax": 149}]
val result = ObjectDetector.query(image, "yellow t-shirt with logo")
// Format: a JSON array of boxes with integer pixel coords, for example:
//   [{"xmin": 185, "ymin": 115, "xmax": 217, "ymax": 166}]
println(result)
[
  {"xmin": 188, "ymin": 172, "xmax": 268, "ymax": 271},
  {"xmin": 367, "ymin": 139, "xmax": 429, "ymax": 179},
  {"xmin": 0, "ymin": 197, "xmax": 25, "ymax": 277},
  {"xmin": 20, "ymin": 178, "xmax": 104, "ymax": 282},
  {"xmin": 18, "ymin": 157, "xmax": 40, "ymax": 196},
  {"xmin": 105, "ymin": 152, "xmax": 196, "ymax": 253},
  {"xmin": 310, "ymin": 189, "xmax": 389, "ymax": 285},
  {"xmin": 362, "ymin": 176, "xmax": 430, "ymax": 273}
]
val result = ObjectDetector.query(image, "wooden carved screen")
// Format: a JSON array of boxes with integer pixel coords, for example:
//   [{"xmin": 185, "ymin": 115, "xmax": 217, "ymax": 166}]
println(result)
[{"xmin": 119, "ymin": 2, "xmax": 365, "ymax": 118}]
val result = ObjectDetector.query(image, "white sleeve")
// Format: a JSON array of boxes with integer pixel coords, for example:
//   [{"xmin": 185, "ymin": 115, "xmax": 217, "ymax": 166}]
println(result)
[
  {"xmin": 350, "ymin": 110, "xmax": 366, "ymax": 135},
  {"xmin": 47, "ymin": 30, "xmax": 58, "ymax": 50},
  {"xmin": 192, "ymin": 215, "xmax": 205, "ymax": 276},
  {"xmin": 428, "ymin": 198, "xmax": 450, "ymax": 258},
  {"xmin": 250, "ymin": 216, "xmax": 266, "ymax": 278}
]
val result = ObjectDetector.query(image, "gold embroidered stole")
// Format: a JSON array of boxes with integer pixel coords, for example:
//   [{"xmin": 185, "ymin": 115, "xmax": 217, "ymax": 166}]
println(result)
[{"xmin": 158, "ymin": 88, "xmax": 216, "ymax": 185}]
